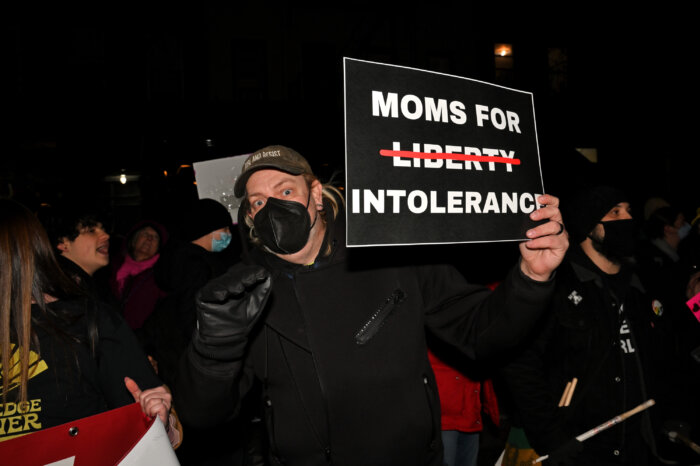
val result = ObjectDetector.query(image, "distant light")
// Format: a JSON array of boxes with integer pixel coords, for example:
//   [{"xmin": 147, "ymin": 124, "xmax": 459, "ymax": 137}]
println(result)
[
  {"xmin": 104, "ymin": 172, "xmax": 140, "ymax": 183},
  {"xmin": 163, "ymin": 170, "xmax": 168, "ymax": 177},
  {"xmin": 494, "ymin": 44, "xmax": 513, "ymax": 57}
]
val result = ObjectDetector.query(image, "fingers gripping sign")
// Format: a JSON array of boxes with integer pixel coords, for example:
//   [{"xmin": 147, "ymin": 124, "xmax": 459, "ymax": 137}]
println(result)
[
  {"xmin": 519, "ymin": 194, "xmax": 569, "ymax": 282},
  {"xmin": 125, "ymin": 377, "xmax": 172, "ymax": 425}
]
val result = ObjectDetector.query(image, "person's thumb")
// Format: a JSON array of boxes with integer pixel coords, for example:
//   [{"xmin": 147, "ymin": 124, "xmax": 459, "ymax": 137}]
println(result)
[{"xmin": 124, "ymin": 377, "xmax": 141, "ymax": 402}]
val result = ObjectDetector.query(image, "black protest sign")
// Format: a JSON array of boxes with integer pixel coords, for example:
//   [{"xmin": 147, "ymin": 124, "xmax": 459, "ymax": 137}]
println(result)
[{"xmin": 344, "ymin": 57, "xmax": 544, "ymax": 247}]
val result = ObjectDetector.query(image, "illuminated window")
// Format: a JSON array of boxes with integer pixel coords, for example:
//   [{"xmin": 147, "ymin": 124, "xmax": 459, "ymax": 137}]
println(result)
[
  {"xmin": 494, "ymin": 43, "xmax": 514, "ymax": 84},
  {"xmin": 494, "ymin": 43, "xmax": 513, "ymax": 70}
]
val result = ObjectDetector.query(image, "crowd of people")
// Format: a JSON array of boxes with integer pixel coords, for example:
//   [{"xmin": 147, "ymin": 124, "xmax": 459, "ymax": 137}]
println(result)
[{"xmin": 0, "ymin": 145, "xmax": 698, "ymax": 466}]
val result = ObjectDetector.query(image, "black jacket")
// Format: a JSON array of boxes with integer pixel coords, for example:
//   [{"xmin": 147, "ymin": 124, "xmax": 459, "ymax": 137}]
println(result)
[
  {"xmin": 176, "ymin": 205, "xmax": 554, "ymax": 466},
  {"xmin": 57, "ymin": 255, "xmax": 112, "ymax": 302},
  {"xmin": 144, "ymin": 239, "xmax": 231, "ymax": 386},
  {"xmin": 501, "ymin": 246, "xmax": 681, "ymax": 464},
  {"xmin": 0, "ymin": 298, "xmax": 162, "ymax": 441}
]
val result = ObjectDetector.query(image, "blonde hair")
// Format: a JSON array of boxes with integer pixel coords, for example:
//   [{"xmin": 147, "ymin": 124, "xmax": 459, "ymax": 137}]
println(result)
[{"xmin": 244, "ymin": 174, "xmax": 344, "ymax": 257}]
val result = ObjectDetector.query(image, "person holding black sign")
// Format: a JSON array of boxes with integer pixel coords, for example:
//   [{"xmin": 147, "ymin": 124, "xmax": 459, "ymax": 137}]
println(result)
[{"xmin": 175, "ymin": 145, "xmax": 568, "ymax": 466}]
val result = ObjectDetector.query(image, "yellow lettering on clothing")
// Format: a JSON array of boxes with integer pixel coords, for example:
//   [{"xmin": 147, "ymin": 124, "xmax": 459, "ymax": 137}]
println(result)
[{"xmin": 0, "ymin": 344, "xmax": 48, "ymax": 394}]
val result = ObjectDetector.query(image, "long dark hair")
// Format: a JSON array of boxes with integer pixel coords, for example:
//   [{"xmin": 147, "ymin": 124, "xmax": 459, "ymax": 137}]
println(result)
[{"xmin": 0, "ymin": 200, "xmax": 82, "ymax": 404}]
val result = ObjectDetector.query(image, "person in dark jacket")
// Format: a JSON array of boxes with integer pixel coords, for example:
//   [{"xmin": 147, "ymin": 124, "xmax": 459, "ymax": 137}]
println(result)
[
  {"xmin": 147, "ymin": 198, "xmax": 234, "ymax": 386},
  {"xmin": 500, "ymin": 186, "xmax": 694, "ymax": 466},
  {"xmin": 637, "ymin": 206, "xmax": 700, "ymax": 371},
  {"xmin": 175, "ymin": 145, "xmax": 568, "ymax": 466},
  {"xmin": 637, "ymin": 206, "xmax": 689, "ymax": 302},
  {"xmin": 39, "ymin": 204, "xmax": 112, "ymax": 299},
  {"xmin": 0, "ymin": 199, "xmax": 172, "ymax": 442},
  {"xmin": 143, "ymin": 198, "xmax": 253, "ymax": 465}
]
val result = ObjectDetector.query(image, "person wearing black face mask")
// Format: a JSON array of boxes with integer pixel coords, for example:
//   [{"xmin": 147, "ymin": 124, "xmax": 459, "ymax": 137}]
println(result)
[
  {"xmin": 175, "ymin": 145, "xmax": 569, "ymax": 466},
  {"xmin": 500, "ymin": 186, "xmax": 693, "ymax": 466},
  {"xmin": 252, "ymin": 185, "xmax": 318, "ymax": 255},
  {"xmin": 588, "ymin": 216, "xmax": 638, "ymax": 263}
]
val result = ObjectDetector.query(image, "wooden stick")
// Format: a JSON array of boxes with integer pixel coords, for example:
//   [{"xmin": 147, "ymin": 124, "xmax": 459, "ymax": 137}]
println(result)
[
  {"xmin": 576, "ymin": 399, "xmax": 655, "ymax": 441},
  {"xmin": 533, "ymin": 399, "xmax": 655, "ymax": 464},
  {"xmin": 558, "ymin": 381, "xmax": 572, "ymax": 407},
  {"xmin": 563, "ymin": 378, "xmax": 578, "ymax": 407}
]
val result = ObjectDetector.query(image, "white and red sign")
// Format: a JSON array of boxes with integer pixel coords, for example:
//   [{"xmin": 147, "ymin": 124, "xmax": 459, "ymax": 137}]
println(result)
[{"xmin": 0, "ymin": 402, "xmax": 178, "ymax": 465}]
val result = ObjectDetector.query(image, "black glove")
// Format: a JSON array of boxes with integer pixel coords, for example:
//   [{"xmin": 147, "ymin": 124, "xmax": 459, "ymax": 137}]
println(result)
[
  {"xmin": 543, "ymin": 438, "xmax": 583, "ymax": 466},
  {"xmin": 191, "ymin": 264, "xmax": 271, "ymax": 361}
]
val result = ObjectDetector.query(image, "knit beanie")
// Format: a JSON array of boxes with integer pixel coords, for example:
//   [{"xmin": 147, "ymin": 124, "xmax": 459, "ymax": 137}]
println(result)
[
  {"xmin": 181, "ymin": 199, "xmax": 232, "ymax": 241},
  {"xmin": 564, "ymin": 186, "xmax": 628, "ymax": 244}
]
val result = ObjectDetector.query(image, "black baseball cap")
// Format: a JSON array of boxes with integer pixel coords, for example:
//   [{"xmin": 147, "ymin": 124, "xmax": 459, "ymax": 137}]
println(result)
[{"xmin": 234, "ymin": 145, "xmax": 313, "ymax": 198}]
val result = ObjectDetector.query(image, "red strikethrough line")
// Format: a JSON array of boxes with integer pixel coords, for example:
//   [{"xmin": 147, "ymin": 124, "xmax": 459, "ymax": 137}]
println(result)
[{"xmin": 379, "ymin": 149, "xmax": 521, "ymax": 165}]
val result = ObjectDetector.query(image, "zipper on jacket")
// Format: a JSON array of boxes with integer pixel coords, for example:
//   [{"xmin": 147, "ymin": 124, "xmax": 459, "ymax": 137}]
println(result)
[
  {"xmin": 263, "ymin": 395, "xmax": 286, "ymax": 464},
  {"xmin": 422, "ymin": 374, "xmax": 439, "ymax": 451},
  {"xmin": 354, "ymin": 289, "xmax": 406, "ymax": 345}
]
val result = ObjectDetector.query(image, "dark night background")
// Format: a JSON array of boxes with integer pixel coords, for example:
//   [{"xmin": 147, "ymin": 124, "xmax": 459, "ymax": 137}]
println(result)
[
  {"xmin": 4, "ymin": 4, "xmax": 697, "ymax": 235},
  {"xmin": 3, "ymin": 5, "xmax": 698, "ymax": 462}
]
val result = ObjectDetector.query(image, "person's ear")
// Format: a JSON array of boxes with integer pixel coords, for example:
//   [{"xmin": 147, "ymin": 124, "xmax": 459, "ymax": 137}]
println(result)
[
  {"xmin": 57, "ymin": 238, "xmax": 69, "ymax": 253},
  {"xmin": 311, "ymin": 180, "xmax": 323, "ymax": 209}
]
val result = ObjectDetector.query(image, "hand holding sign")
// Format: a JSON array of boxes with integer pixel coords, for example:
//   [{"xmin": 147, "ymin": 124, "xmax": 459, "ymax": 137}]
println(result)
[
  {"xmin": 519, "ymin": 194, "xmax": 568, "ymax": 282},
  {"xmin": 125, "ymin": 377, "xmax": 172, "ymax": 425}
]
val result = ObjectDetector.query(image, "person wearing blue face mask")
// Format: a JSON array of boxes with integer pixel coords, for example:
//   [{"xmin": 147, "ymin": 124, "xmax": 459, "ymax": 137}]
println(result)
[
  {"xmin": 211, "ymin": 229, "xmax": 233, "ymax": 251},
  {"xmin": 146, "ymin": 198, "xmax": 235, "ymax": 383},
  {"xmin": 193, "ymin": 224, "xmax": 232, "ymax": 252},
  {"xmin": 638, "ymin": 206, "xmax": 697, "ymax": 326},
  {"xmin": 637, "ymin": 205, "xmax": 700, "ymax": 443},
  {"xmin": 143, "ymin": 198, "xmax": 244, "ymax": 465}
]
